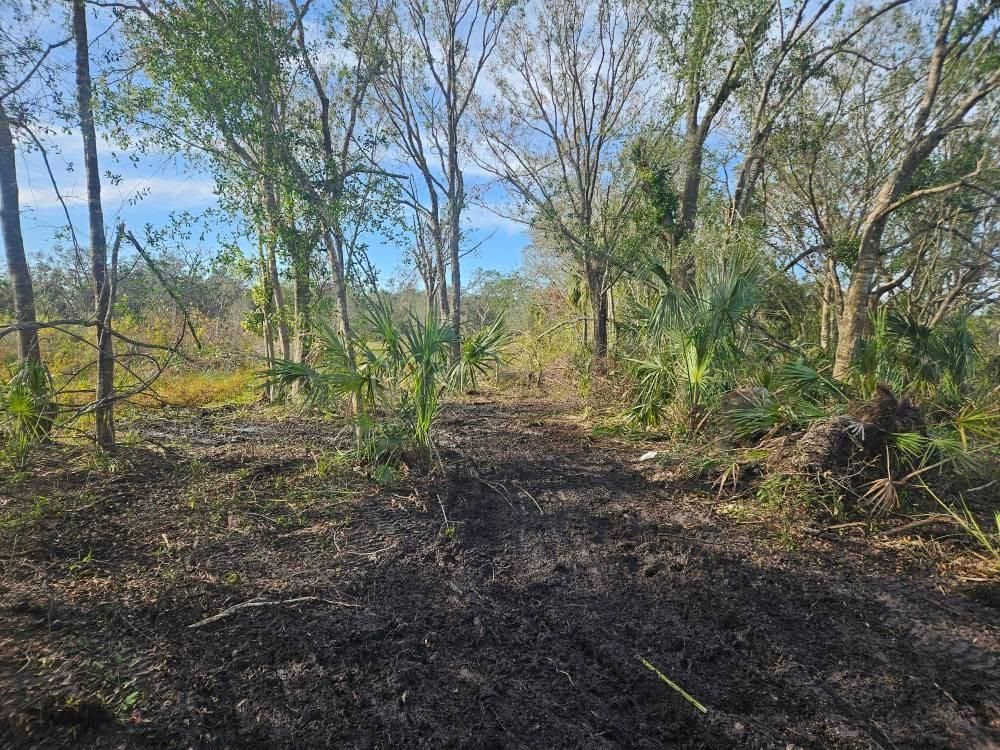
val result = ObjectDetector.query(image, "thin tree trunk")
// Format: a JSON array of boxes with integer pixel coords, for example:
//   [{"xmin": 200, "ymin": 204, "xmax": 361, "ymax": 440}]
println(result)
[
  {"xmin": 293, "ymin": 262, "xmax": 310, "ymax": 363},
  {"xmin": 447, "ymin": 167, "xmax": 462, "ymax": 360},
  {"xmin": 73, "ymin": 0, "xmax": 114, "ymax": 450},
  {"xmin": 265, "ymin": 238, "xmax": 289, "ymax": 359},
  {"xmin": 672, "ymin": 127, "xmax": 702, "ymax": 292},
  {"xmin": 0, "ymin": 106, "xmax": 40, "ymax": 365},
  {"xmin": 819, "ymin": 277, "xmax": 830, "ymax": 351},
  {"xmin": 585, "ymin": 260, "xmax": 608, "ymax": 369},
  {"xmin": 263, "ymin": 313, "xmax": 275, "ymax": 402},
  {"xmin": 258, "ymin": 243, "xmax": 276, "ymax": 401},
  {"xmin": 323, "ymin": 228, "xmax": 352, "ymax": 341},
  {"xmin": 262, "ymin": 182, "xmax": 290, "ymax": 360},
  {"xmin": 323, "ymin": 226, "xmax": 364, "ymax": 440},
  {"xmin": 436, "ymin": 243, "xmax": 451, "ymax": 321}
]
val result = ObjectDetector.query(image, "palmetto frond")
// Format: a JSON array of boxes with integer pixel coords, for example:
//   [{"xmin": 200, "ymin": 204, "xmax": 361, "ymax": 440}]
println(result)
[
  {"xmin": 451, "ymin": 317, "xmax": 510, "ymax": 392},
  {"xmin": 633, "ymin": 250, "xmax": 763, "ymax": 425}
]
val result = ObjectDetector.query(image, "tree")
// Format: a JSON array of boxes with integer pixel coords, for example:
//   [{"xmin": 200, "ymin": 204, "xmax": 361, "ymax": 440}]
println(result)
[
  {"xmin": 651, "ymin": 0, "xmax": 912, "ymax": 288},
  {"xmin": 0, "ymin": 9, "xmax": 70, "ymax": 365},
  {"xmin": 374, "ymin": 0, "xmax": 513, "ymax": 358},
  {"xmin": 832, "ymin": 0, "xmax": 999, "ymax": 378},
  {"xmin": 119, "ymin": 0, "xmax": 392, "ymax": 392},
  {"xmin": 0, "ymin": 106, "xmax": 40, "ymax": 365},
  {"xmin": 477, "ymin": 0, "xmax": 654, "ymax": 366},
  {"xmin": 74, "ymin": 0, "xmax": 117, "ymax": 449}
]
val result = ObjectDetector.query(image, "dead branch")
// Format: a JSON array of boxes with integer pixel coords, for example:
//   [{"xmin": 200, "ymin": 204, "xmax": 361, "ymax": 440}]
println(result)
[
  {"xmin": 881, "ymin": 514, "xmax": 955, "ymax": 538},
  {"xmin": 188, "ymin": 595, "xmax": 361, "ymax": 629}
]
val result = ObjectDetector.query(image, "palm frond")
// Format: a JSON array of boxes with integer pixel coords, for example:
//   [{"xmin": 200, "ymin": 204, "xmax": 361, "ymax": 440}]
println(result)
[{"xmin": 451, "ymin": 317, "xmax": 510, "ymax": 391}]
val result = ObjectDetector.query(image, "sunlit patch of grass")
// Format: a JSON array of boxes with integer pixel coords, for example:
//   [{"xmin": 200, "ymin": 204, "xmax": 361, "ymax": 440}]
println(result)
[{"xmin": 142, "ymin": 368, "xmax": 258, "ymax": 408}]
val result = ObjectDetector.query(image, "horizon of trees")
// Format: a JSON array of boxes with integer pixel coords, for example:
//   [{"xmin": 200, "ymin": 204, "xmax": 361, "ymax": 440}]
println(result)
[{"xmin": 1, "ymin": 0, "xmax": 998, "ymax": 450}]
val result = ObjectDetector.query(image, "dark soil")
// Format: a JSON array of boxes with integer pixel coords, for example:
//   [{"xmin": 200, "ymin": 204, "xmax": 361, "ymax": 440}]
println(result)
[{"xmin": 1, "ymin": 398, "xmax": 998, "ymax": 749}]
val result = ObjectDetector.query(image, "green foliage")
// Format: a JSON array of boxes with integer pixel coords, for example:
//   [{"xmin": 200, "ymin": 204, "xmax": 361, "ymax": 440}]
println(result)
[
  {"xmin": 921, "ymin": 483, "xmax": 999, "ymax": 568},
  {"xmin": 400, "ymin": 313, "xmax": 457, "ymax": 448},
  {"xmin": 266, "ymin": 299, "xmax": 457, "ymax": 462},
  {"xmin": 0, "ymin": 362, "xmax": 55, "ymax": 470},
  {"xmin": 725, "ymin": 361, "xmax": 842, "ymax": 438},
  {"xmin": 853, "ymin": 308, "xmax": 979, "ymax": 403},
  {"xmin": 450, "ymin": 317, "xmax": 511, "ymax": 392},
  {"xmin": 626, "ymin": 247, "xmax": 762, "ymax": 428}
]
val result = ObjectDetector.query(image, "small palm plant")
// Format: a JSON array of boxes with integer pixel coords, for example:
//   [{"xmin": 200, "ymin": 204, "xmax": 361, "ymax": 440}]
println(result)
[
  {"xmin": 401, "ymin": 313, "xmax": 456, "ymax": 449},
  {"xmin": 266, "ymin": 321, "xmax": 373, "ymax": 412},
  {"xmin": 725, "ymin": 361, "xmax": 845, "ymax": 439},
  {"xmin": 450, "ymin": 317, "xmax": 510, "ymax": 393},
  {"xmin": 266, "ymin": 299, "xmax": 456, "ymax": 462},
  {"xmin": 1, "ymin": 361, "xmax": 55, "ymax": 470},
  {"xmin": 853, "ymin": 308, "xmax": 978, "ymax": 403},
  {"xmin": 627, "ymin": 247, "xmax": 762, "ymax": 429}
]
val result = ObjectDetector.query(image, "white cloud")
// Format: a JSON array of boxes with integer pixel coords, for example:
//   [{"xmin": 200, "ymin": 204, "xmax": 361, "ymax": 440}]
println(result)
[
  {"xmin": 20, "ymin": 176, "xmax": 218, "ymax": 212},
  {"xmin": 463, "ymin": 202, "xmax": 527, "ymax": 237}
]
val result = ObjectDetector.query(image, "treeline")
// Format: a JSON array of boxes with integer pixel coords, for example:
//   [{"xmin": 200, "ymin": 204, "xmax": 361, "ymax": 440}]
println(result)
[{"xmin": 0, "ymin": 0, "xmax": 998, "ymax": 456}]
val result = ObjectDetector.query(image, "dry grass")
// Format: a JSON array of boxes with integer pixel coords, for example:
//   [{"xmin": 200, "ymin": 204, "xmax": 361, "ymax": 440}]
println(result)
[{"xmin": 140, "ymin": 368, "xmax": 259, "ymax": 408}]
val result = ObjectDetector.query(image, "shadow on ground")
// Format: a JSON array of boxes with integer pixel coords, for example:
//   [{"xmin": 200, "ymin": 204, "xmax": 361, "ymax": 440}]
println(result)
[{"xmin": 2, "ymin": 399, "xmax": 997, "ymax": 748}]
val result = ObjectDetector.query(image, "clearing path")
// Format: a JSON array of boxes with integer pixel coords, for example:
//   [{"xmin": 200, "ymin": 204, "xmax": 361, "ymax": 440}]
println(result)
[{"xmin": 2, "ymin": 397, "xmax": 998, "ymax": 748}]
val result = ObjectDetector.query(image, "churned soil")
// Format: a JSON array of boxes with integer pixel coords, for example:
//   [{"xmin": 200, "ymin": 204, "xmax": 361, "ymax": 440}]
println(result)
[{"xmin": 1, "ymin": 397, "xmax": 997, "ymax": 749}]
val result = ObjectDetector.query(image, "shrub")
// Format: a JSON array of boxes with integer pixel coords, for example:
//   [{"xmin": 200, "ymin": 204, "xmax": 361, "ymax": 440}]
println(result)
[{"xmin": 0, "ymin": 361, "xmax": 55, "ymax": 470}]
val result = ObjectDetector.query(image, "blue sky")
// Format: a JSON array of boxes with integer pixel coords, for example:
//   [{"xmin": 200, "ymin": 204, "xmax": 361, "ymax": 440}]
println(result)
[
  {"xmin": 3, "ymin": 1, "xmax": 537, "ymax": 290},
  {"xmin": 14, "ymin": 123, "xmax": 531, "ymax": 287}
]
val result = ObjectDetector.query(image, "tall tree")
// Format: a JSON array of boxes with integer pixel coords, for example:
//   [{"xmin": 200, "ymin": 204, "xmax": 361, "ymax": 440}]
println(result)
[
  {"xmin": 375, "ymin": 0, "xmax": 512, "ymax": 356},
  {"xmin": 477, "ymin": 0, "xmax": 654, "ymax": 366},
  {"xmin": 73, "ymin": 0, "xmax": 116, "ymax": 449},
  {"xmin": 652, "ymin": 0, "xmax": 911, "ymax": 288},
  {"xmin": 832, "ymin": 0, "xmax": 999, "ymax": 378},
  {"xmin": 0, "ymin": 14, "xmax": 70, "ymax": 365},
  {"xmin": 0, "ymin": 106, "xmax": 40, "ymax": 365}
]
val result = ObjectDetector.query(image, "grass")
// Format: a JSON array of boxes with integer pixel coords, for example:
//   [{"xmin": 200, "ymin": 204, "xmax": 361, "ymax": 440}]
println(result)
[
  {"xmin": 150, "ymin": 367, "xmax": 258, "ymax": 407},
  {"xmin": 636, "ymin": 655, "xmax": 708, "ymax": 714},
  {"xmin": 919, "ymin": 481, "xmax": 999, "ymax": 568}
]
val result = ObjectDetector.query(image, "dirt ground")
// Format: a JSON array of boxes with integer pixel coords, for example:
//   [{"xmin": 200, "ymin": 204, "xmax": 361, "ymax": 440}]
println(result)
[{"xmin": 1, "ymin": 397, "xmax": 998, "ymax": 749}]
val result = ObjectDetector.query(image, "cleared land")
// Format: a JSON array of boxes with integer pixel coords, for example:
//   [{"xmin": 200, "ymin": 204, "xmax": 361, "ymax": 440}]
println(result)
[{"xmin": 2, "ymin": 398, "xmax": 998, "ymax": 748}]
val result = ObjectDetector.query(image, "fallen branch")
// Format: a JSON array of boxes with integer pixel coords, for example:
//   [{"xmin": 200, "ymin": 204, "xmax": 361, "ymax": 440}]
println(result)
[
  {"xmin": 188, "ymin": 595, "xmax": 360, "ymax": 628},
  {"xmin": 881, "ymin": 514, "xmax": 954, "ymax": 538},
  {"xmin": 518, "ymin": 485, "xmax": 544, "ymax": 515}
]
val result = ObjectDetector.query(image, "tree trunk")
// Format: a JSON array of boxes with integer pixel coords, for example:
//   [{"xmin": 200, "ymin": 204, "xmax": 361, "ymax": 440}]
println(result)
[
  {"xmin": 293, "ymin": 261, "xmax": 310, "ymax": 363},
  {"xmin": 831, "ymin": 0, "xmax": 1000, "ymax": 378},
  {"xmin": 262, "ymin": 182, "xmax": 290, "ymax": 359},
  {"xmin": 323, "ymin": 228, "xmax": 352, "ymax": 342},
  {"xmin": 731, "ymin": 148, "xmax": 766, "ymax": 224},
  {"xmin": 820, "ymin": 256, "xmax": 838, "ymax": 351},
  {"xmin": 672, "ymin": 129, "xmax": 702, "ymax": 292},
  {"xmin": 585, "ymin": 260, "xmax": 608, "ymax": 369},
  {"xmin": 73, "ymin": 0, "xmax": 115, "ymax": 450},
  {"xmin": 263, "ymin": 314, "xmax": 276, "ymax": 402},
  {"xmin": 819, "ymin": 276, "xmax": 830, "ymax": 351},
  {"xmin": 257, "ymin": 244, "xmax": 276, "ymax": 401},
  {"xmin": 436, "ymin": 242, "xmax": 451, "ymax": 321},
  {"xmin": 0, "ymin": 106, "xmax": 40, "ymax": 365},
  {"xmin": 447, "ymin": 160, "xmax": 462, "ymax": 361},
  {"xmin": 265, "ymin": 237, "xmax": 290, "ymax": 359},
  {"xmin": 833, "ymin": 216, "xmax": 887, "ymax": 380},
  {"xmin": 323, "ymin": 226, "xmax": 365, "ymax": 440}
]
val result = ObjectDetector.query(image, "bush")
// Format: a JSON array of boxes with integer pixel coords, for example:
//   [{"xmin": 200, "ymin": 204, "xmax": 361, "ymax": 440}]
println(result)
[{"xmin": 0, "ymin": 361, "xmax": 55, "ymax": 470}]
